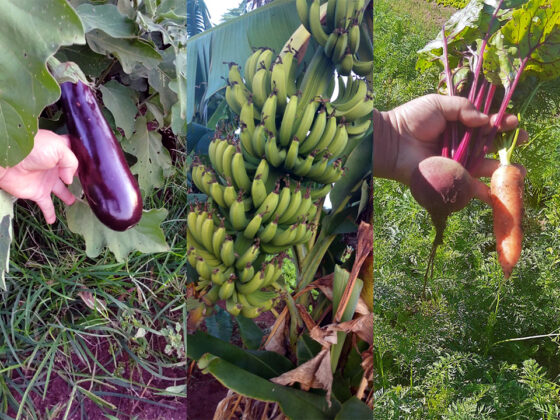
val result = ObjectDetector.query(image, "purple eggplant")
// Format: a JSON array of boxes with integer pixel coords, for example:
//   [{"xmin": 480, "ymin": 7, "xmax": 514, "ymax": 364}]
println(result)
[{"xmin": 60, "ymin": 81, "xmax": 142, "ymax": 231}]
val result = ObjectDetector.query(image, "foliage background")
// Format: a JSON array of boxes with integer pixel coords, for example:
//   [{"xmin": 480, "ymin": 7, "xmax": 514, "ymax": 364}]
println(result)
[{"xmin": 373, "ymin": 0, "xmax": 560, "ymax": 418}]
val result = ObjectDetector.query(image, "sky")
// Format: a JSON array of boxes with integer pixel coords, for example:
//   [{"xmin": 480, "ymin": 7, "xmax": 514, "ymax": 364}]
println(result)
[{"xmin": 206, "ymin": 0, "xmax": 242, "ymax": 26}]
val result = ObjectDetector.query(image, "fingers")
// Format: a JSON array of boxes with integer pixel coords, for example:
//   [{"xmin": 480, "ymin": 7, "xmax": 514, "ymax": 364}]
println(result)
[
  {"xmin": 470, "ymin": 158, "xmax": 500, "ymax": 178},
  {"xmin": 57, "ymin": 145, "xmax": 79, "ymax": 185},
  {"xmin": 35, "ymin": 196, "xmax": 56, "ymax": 225},
  {"xmin": 431, "ymin": 95, "xmax": 490, "ymax": 128},
  {"xmin": 52, "ymin": 180, "xmax": 76, "ymax": 206},
  {"xmin": 472, "ymin": 178, "xmax": 492, "ymax": 206}
]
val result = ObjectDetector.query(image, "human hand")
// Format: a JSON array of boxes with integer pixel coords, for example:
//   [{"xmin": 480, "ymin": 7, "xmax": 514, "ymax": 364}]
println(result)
[
  {"xmin": 0, "ymin": 130, "xmax": 78, "ymax": 224},
  {"xmin": 373, "ymin": 94, "xmax": 527, "ymax": 204}
]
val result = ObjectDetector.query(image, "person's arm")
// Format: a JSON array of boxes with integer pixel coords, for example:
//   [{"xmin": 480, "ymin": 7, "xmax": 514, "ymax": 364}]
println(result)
[{"xmin": 0, "ymin": 130, "xmax": 78, "ymax": 224}]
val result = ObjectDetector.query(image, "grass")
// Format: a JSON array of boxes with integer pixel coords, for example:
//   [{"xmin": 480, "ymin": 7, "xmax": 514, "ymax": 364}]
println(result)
[
  {"xmin": 0, "ymin": 146, "xmax": 187, "ymax": 418},
  {"xmin": 374, "ymin": 0, "xmax": 560, "ymax": 418}
]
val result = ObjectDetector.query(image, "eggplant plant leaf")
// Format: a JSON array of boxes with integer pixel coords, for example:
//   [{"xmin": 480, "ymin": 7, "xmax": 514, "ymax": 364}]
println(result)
[
  {"xmin": 100, "ymin": 80, "xmax": 138, "ymax": 138},
  {"xmin": 75, "ymin": 3, "xmax": 137, "ymax": 38},
  {"xmin": 122, "ymin": 116, "xmax": 175, "ymax": 195},
  {"xmin": 0, "ymin": 191, "xmax": 16, "ymax": 291},
  {"xmin": 66, "ymin": 199, "xmax": 169, "ymax": 262},
  {"xmin": 85, "ymin": 30, "xmax": 162, "ymax": 74},
  {"xmin": 0, "ymin": 0, "xmax": 85, "ymax": 167}
]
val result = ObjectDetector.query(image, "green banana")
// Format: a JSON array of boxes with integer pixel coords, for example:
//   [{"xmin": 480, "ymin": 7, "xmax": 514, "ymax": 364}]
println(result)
[
  {"xmin": 324, "ymin": 31, "xmax": 339, "ymax": 58},
  {"xmin": 278, "ymin": 95, "xmax": 299, "ymax": 147},
  {"xmin": 251, "ymin": 174, "xmax": 267, "ymax": 208},
  {"xmin": 308, "ymin": 0, "xmax": 329, "ymax": 46},
  {"xmin": 244, "ymin": 49, "xmax": 263, "ymax": 91},
  {"xmin": 251, "ymin": 123, "xmax": 267, "ymax": 158},
  {"xmin": 312, "ymin": 114, "xmax": 338, "ymax": 153},
  {"xmin": 346, "ymin": 117, "xmax": 371, "ymax": 136},
  {"xmin": 338, "ymin": 53, "xmax": 354, "ymax": 76},
  {"xmin": 235, "ymin": 240, "xmax": 260, "ymax": 270},
  {"xmin": 257, "ymin": 179, "xmax": 280, "ymax": 215},
  {"xmin": 196, "ymin": 256, "xmax": 212, "ymax": 280},
  {"xmin": 255, "ymin": 158, "xmax": 270, "ymax": 183},
  {"xmin": 278, "ymin": 185, "xmax": 302, "ymax": 224},
  {"xmin": 310, "ymin": 183, "xmax": 332, "ymax": 200},
  {"xmin": 220, "ymin": 236, "xmax": 236, "ymax": 267},
  {"xmin": 271, "ymin": 225, "xmax": 298, "ymax": 247},
  {"xmin": 348, "ymin": 23, "xmax": 360, "ymax": 54},
  {"xmin": 293, "ymin": 153, "xmax": 316, "ymax": 177},
  {"xmin": 299, "ymin": 106, "xmax": 327, "ymax": 154},
  {"xmin": 270, "ymin": 61, "xmax": 288, "ymax": 110},
  {"xmin": 240, "ymin": 263, "xmax": 255, "ymax": 283},
  {"xmin": 294, "ymin": 100, "xmax": 320, "ymax": 143},
  {"xmin": 284, "ymin": 137, "xmax": 300, "ymax": 170},
  {"xmin": 230, "ymin": 193, "xmax": 249, "ymax": 230},
  {"xmin": 332, "ymin": 31, "xmax": 348, "ymax": 64},
  {"xmin": 219, "ymin": 276, "xmax": 236, "ymax": 300},
  {"xmin": 306, "ymin": 154, "xmax": 330, "ymax": 181},
  {"xmin": 352, "ymin": 58, "xmax": 374, "ymax": 77},
  {"xmin": 221, "ymin": 143, "xmax": 236, "ymax": 182},
  {"xmin": 200, "ymin": 215, "xmax": 216, "ymax": 252},
  {"xmin": 326, "ymin": 122, "xmax": 349, "ymax": 158},
  {"xmin": 245, "ymin": 289, "xmax": 277, "ymax": 310},
  {"xmin": 258, "ymin": 216, "xmax": 279, "ymax": 243},
  {"xmin": 212, "ymin": 224, "xmax": 226, "ymax": 258},
  {"xmin": 335, "ymin": 0, "xmax": 348, "ymax": 29},
  {"xmin": 223, "ymin": 181, "xmax": 237, "ymax": 208},
  {"xmin": 265, "ymin": 133, "xmax": 286, "ymax": 168},
  {"xmin": 326, "ymin": 0, "xmax": 337, "ymax": 32},
  {"xmin": 260, "ymin": 93, "xmax": 278, "ymax": 138},
  {"xmin": 236, "ymin": 269, "xmax": 266, "ymax": 295},
  {"xmin": 209, "ymin": 181, "xmax": 226, "ymax": 208},
  {"xmin": 252, "ymin": 68, "xmax": 271, "ymax": 109},
  {"xmin": 271, "ymin": 183, "xmax": 292, "ymax": 221},
  {"xmin": 226, "ymin": 293, "xmax": 243, "ymax": 316},
  {"xmin": 231, "ymin": 147, "xmax": 252, "ymax": 192},
  {"xmin": 244, "ymin": 212, "xmax": 264, "ymax": 239},
  {"xmin": 296, "ymin": 0, "xmax": 310, "ymax": 32}
]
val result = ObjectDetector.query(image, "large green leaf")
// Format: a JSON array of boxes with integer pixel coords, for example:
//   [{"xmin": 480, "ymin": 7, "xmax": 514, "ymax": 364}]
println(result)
[
  {"xmin": 197, "ymin": 354, "xmax": 340, "ymax": 419},
  {"xmin": 0, "ymin": 0, "xmax": 85, "ymax": 167},
  {"xmin": 121, "ymin": 117, "xmax": 175, "ymax": 195},
  {"xmin": 85, "ymin": 30, "xmax": 162, "ymax": 74},
  {"xmin": 76, "ymin": 4, "xmax": 137, "ymax": 38},
  {"xmin": 66, "ymin": 201, "xmax": 169, "ymax": 262},
  {"xmin": 100, "ymin": 80, "xmax": 138, "ymax": 138},
  {"xmin": 334, "ymin": 397, "xmax": 372, "ymax": 420},
  {"xmin": 416, "ymin": 0, "xmax": 527, "ymax": 72},
  {"xmin": 187, "ymin": 330, "xmax": 294, "ymax": 379},
  {"xmin": 0, "ymin": 191, "xmax": 16, "ymax": 290},
  {"xmin": 484, "ymin": 0, "xmax": 560, "ymax": 87},
  {"xmin": 186, "ymin": 0, "xmax": 301, "ymax": 122}
]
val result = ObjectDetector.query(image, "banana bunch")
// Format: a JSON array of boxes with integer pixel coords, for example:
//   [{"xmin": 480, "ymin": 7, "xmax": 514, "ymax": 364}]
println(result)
[
  {"xmin": 187, "ymin": 198, "xmax": 299, "ymax": 318},
  {"xmin": 326, "ymin": 75, "xmax": 373, "ymax": 124},
  {"xmin": 296, "ymin": 0, "xmax": 373, "ymax": 77},
  {"xmin": 191, "ymin": 154, "xmax": 324, "ymax": 243}
]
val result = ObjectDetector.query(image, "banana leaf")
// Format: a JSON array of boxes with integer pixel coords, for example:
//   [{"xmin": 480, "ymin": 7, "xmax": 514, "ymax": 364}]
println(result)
[{"xmin": 186, "ymin": 0, "xmax": 301, "ymax": 123}]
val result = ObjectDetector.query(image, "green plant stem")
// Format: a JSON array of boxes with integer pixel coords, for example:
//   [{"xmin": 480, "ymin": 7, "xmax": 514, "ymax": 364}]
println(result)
[{"xmin": 298, "ymin": 231, "xmax": 336, "ymax": 291}]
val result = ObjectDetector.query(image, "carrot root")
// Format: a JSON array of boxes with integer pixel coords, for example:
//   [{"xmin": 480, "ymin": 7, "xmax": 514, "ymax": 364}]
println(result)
[{"xmin": 490, "ymin": 164, "xmax": 524, "ymax": 279}]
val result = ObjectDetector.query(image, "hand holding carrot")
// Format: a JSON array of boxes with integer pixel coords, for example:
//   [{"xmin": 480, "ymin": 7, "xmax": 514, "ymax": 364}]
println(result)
[{"xmin": 373, "ymin": 94, "xmax": 527, "ymax": 205}]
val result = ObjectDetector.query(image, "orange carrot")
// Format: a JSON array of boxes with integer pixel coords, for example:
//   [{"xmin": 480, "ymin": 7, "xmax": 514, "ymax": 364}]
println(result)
[{"xmin": 490, "ymin": 164, "xmax": 524, "ymax": 278}]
